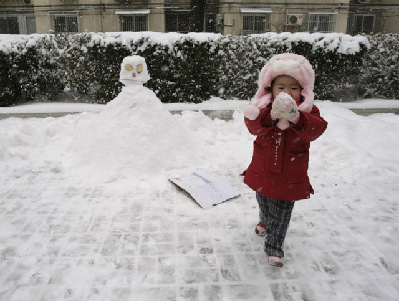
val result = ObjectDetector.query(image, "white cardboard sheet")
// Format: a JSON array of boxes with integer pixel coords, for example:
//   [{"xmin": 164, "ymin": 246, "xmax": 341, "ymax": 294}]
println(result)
[{"xmin": 169, "ymin": 170, "xmax": 240, "ymax": 208}]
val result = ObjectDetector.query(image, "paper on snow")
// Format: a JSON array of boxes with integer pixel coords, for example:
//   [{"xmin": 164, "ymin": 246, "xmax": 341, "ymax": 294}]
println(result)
[{"xmin": 169, "ymin": 170, "xmax": 240, "ymax": 208}]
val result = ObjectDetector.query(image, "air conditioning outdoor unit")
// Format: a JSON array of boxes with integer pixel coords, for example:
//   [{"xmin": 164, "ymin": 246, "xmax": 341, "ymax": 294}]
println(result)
[{"xmin": 287, "ymin": 14, "xmax": 304, "ymax": 26}]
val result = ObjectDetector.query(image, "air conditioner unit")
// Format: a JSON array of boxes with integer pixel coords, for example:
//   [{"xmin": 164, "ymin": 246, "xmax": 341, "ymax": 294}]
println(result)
[
  {"xmin": 357, "ymin": 0, "xmax": 371, "ymax": 4},
  {"xmin": 287, "ymin": 14, "xmax": 304, "ymax": 26}
]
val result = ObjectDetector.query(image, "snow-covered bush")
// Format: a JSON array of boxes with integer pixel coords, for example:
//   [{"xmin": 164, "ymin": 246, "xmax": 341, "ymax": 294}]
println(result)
[
  {"xmin": 60, "ymin": 34, "xmax": 129, "ymax": 103},
  {"xmin": 0, "ymin": 34, "xmax": 64, "ymax": 106},
  {"xmin": 61, "ymin": 33, "xmax": 226, "ymax": 103},
  {"xmin": 0, "ymin": 50, "xmax": 20, "ymax": 106},
  {"xmin": 0, "ymin": 32, "xmax": 370, "ymax": 105},
  {"xmin": 135, "ymin": 37, "xmax": 221, "ymax": 103},
  {"xmin": 215, "ymin": 34, "xmax": 368, "ymax": 101},
  {"xmin": 360, "ymin": 33, "xmax": 399, "ymax": 99}
]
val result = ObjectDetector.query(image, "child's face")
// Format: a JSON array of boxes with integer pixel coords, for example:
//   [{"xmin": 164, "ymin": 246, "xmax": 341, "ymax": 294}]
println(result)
[{"xmin": 271, "ymin": 75, "xmax": 302, "ymax": 103}]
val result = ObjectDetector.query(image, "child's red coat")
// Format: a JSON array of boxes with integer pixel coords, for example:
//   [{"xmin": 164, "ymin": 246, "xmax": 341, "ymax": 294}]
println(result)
[{"xmin": 244, "ymin": 104, "xmax": 328, "ymax": 201}]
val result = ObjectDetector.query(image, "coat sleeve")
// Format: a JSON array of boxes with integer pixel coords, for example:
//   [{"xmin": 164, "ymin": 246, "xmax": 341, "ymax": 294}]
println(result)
[
  {"xmin": 291, "ymin": 105, "xmax": 327, "ymax": 142},
  {"xmin": 244, "ymin": 107, "xmax": 276, "ymax": 136}
]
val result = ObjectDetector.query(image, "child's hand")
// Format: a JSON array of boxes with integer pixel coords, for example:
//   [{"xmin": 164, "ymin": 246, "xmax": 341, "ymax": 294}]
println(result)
[
  {"xmin": 271, "ymin": 93, "xmax": 299, "ymax": 123},
  {"xmin": 281, "ymin": 101, "xmax": 299, "ymax": 122}
]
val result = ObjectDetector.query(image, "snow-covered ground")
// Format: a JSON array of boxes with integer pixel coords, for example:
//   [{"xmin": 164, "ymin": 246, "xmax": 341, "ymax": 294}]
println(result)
[
  {"xmin": 1, "ymin": 97, "xmax": 399, "ymax": 114},
  {"xmin": 1, "ymin": 97, "xmax": 399, "ymax": 300}
]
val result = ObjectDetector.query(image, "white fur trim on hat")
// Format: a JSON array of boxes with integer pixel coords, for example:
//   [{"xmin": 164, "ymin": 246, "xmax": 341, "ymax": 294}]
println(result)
[{"xmin": 243, "ymin": 53, "xmax": 315, "ymax": 120}]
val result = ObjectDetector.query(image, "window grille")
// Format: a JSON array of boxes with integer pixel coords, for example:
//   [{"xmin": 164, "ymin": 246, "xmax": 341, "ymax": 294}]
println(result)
[
  {"xmin": 121, "ymin": 15, "xmax": 148, "ymax": 32},
  {"xmin": 0, "ymin": 17, "xmax": 19, "ymax": 34},
  {"xmin": 53, "ymin": 16, "xmax": 78, "ymax": 33},
  {"xmin": 243, "ymin": 13, "xmax": 270, "ymax": 35},
  {"xmin": 307, "ymin": 13, "xmax": 337, "ymax": 33}
]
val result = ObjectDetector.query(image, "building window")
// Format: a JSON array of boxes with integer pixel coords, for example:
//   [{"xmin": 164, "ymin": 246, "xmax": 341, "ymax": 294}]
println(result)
[
  {"xmin": 53, "ymin": 16, "xmax": 78, "ymax": 33},
  {"xmin": 0, "ymin": 15, "xmax": 36, "ymax": 34},
  {"xmin": 308, "ymin": 13, "xmax": 337, "ymax": 33},
  {"xmin": 241, "ymin": 8, "xmax": 272, "ymax": 35},
  {"xmin": 116, "ymin": 10, "xmax": 149, "ymax": 32},
  {"xmin": 243, "ymin": 14, "xmax": 271, "ymax": 35},
  {"xmin": 0, "ymin": 16, "xmax": 19, "ymax": 34},
  {"xmin": 353, "ymin": 15, "xmax": 374, "ymax": 34},
  {"xmin": 120, "ymin": 15, "xmax": 148, "ymax": 31},
  {"xmin": 165, "ymin": 11, "xmax": 190, "ymax": 33}
]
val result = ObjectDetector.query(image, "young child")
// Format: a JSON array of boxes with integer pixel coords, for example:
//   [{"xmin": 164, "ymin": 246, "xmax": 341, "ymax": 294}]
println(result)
[{"xmin": 243, "ymin": 53, "xmax": 328, "ymax": 267}]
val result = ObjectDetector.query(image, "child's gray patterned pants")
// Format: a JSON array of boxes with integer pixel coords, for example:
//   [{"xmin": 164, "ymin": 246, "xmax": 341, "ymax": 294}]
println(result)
[{"xmin": 256, "ymin": 192, "xmax": 295, "ymax": 257}]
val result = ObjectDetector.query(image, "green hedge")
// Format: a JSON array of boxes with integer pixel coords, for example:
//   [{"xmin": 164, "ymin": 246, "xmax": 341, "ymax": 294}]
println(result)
[
  {"xmin": 0, "ymin": 32, "xmax": 372, "ymax": 106},
  {"xmin": 0, "ymin": 35, "xmax": 64, "ymax": 106},
  {"xmin": 360, "ymin": 33, "xmax": 399, "ymax": 99}
]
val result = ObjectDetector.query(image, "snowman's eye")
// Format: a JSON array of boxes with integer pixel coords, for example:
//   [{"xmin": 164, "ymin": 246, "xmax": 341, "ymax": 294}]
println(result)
[
  {"xmin": 136, "ymin": 64, "xmax": 143, "ymax": 73},
  {"xmin": 125, "ymin": 64, "xmax": 133, "ymax": 71}
]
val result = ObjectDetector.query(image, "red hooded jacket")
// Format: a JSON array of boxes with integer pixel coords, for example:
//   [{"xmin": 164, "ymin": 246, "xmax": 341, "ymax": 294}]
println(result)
[{"xmin": 243, "ymin": 104, "xmax": 327, "ymax": 201}]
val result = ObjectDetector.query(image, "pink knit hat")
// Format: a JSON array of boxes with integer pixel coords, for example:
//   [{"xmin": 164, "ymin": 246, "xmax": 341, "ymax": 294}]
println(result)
[{"xmin": 244, "ymin": 53, "xmax": 315, "ymax": 120}]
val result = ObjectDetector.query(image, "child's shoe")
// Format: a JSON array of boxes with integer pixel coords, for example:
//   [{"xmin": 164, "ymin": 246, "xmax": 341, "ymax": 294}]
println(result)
[
  {"xmin": 267, "ymin": 254, "xmax": 284, "ymax": 267},
  {"xmin": 255, "ymin": 222, "xmax": 266, "ymax": 236}
]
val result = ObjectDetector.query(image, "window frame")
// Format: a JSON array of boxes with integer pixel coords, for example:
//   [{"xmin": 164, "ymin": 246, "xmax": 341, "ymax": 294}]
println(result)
[
  {"xmin": 50, "ymin": 12, "xmax": 79, "ymax": 33},
  {"xmin": 165, "ymin": 10, "xmax": 190, "ymax": 33},
  {"xmin": 307, "ymin": 12, "xmax": 337, "ymax": 33},
  {"xmin": 116, "ymin": 10, "xmax": 150, "ymax": 32},
  {"xmin": 241, "ymin": 8, "xmax": 272, "ymax": 35},
  {"xmin": 120, "ymin": 15, "xmax": 148, "ymax": 32},
  {"xmin": 0, "ymin": 14, "xmax": 36, "ymax": 34},
  {"xmin": 353, "ymin": 14, "xmax": 374, "ymax": 34}
]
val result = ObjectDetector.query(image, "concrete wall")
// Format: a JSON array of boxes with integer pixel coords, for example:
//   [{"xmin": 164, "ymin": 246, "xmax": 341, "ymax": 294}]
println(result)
[
  {"xmin": 218, "ymin": 0, "xmax": 350, "ymax": 35},
  {"xmin": 380, "ymin": 0, "xmax": 399, "ymax": 33},
  {"xmin": 1, "ymin": 0, "xmax": 399, "ymax": 34}
]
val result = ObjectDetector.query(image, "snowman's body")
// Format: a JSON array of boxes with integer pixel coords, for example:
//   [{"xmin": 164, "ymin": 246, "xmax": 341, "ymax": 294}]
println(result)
[{"xmin": 69, "ymin": 55, "xmax": 204, "ymax": 181}]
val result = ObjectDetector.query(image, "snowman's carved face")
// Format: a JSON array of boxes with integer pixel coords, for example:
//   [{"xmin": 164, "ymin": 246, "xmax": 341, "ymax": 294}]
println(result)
[
  {"xmin": 119, "ymin": 55, "xmax": 150, "ymax": 85},
  {"xmin": 124, "ymin": 63, "xmax": 144, "ymax": 77}
]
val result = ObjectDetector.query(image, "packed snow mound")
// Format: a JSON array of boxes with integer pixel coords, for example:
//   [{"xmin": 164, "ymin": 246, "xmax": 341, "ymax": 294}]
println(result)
[{"xmin": 68, "ymin": 84, "xmax": 205, "ymax": 182}]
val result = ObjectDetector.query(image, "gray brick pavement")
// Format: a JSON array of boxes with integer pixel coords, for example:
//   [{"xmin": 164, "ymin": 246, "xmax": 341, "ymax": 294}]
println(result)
[{"xmin": 1, "ymin": 169, "xmax": 399, "ymax": 301}]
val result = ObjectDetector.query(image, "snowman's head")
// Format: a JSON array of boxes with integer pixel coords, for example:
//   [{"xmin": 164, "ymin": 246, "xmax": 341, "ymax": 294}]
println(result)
[{"xmin": 119, "ymin": 55, "xmax": 150, "ymax": 86}]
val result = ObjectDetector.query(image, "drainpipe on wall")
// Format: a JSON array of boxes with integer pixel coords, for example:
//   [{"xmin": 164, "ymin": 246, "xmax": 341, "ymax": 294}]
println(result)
[{"xmin": 98, "ymin": 0, "xmax": 103, "ymax": 32}]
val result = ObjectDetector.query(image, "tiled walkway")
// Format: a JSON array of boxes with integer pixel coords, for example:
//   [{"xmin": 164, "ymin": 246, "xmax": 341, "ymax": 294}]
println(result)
[{"xmin": 1, "ymin": 167, "xmax": 399, "ymax": 301}]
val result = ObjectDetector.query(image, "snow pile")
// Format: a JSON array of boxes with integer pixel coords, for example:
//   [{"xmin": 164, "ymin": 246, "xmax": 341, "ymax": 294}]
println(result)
[
  {"xmin": 67, "ymin": 56, "xmax": 206, "ymax": 183},
  {"xmin": 1, "ymin": 98, "xmax": 399, "ymax": 299},
  {"xmin": 314, "ymin": 101, "xmax": 399, "ymax": 183}
]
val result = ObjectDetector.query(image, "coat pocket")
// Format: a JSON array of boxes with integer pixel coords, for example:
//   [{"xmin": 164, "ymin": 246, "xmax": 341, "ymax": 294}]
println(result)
[{"xmin": 249, "ymin": 143, "xmax": 267, "ymax": 175}]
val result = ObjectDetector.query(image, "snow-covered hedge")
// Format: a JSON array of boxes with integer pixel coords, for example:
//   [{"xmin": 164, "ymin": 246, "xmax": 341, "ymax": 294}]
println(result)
[
  {"xmin": 0, "ymin": 34, "xmax": 64, "ymax": 106},
  {"xmin": 0, "ymin": 32, "xmax": 370, "ymax": 106},
  {"xmin": 360, "ymin": 33, "xmax": 399, "ymax": 99}
]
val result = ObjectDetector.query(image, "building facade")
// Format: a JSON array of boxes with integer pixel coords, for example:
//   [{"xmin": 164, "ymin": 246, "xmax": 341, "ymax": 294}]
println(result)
[{"xmin": 1, "ymin": 0, "xmax": 398, "ymax": 35}]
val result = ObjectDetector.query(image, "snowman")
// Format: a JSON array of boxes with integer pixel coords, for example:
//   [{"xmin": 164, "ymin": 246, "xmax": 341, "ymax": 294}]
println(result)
[
  {"xmin": 107, "ymin": 55, "xmax": 159, "ymax": 110},
  {"xmin": 69, "ymin": 55, "xmax": 205, "ymax": 183}
]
